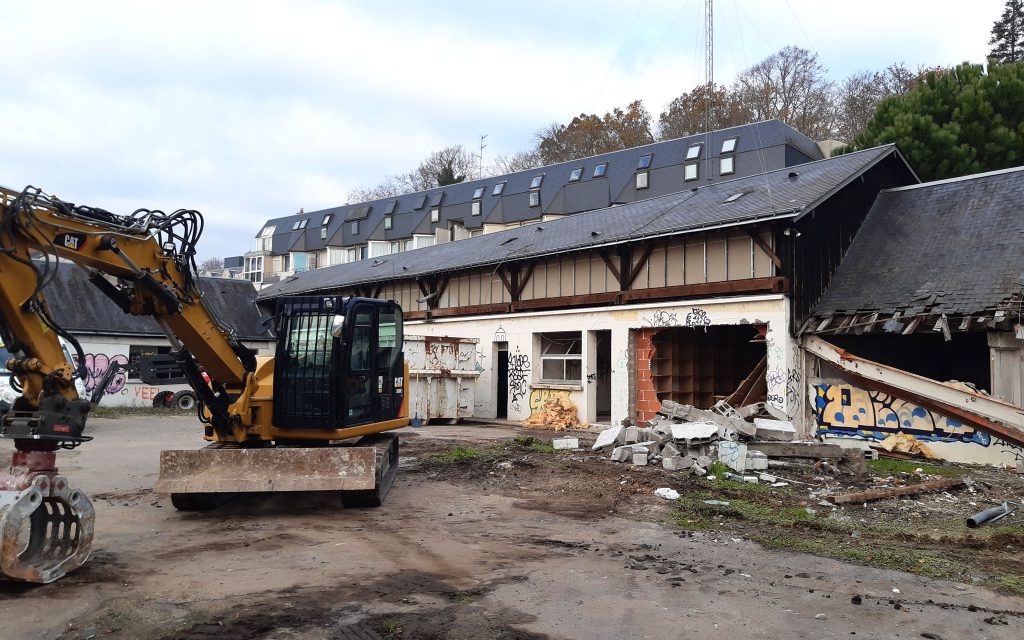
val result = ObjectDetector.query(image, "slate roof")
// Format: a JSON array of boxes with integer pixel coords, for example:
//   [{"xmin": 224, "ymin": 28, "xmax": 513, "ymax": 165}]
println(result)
[
  {"xmin": 812, "ymin": 166, "xmax": 1024, "ymax": 318},
  {"xmin": 254, "ymin": 120, "xmax": 823, "ymax": 256},
  {"xmin": 259, "ymin": 145, "xmax": 900, "ymax": 299},
  {"xmin": 41, "ymin": 262, "xmax": 273, "ymax": 341}
]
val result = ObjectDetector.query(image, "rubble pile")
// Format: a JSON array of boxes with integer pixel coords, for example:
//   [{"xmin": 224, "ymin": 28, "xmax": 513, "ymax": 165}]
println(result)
[
  {"xmin": 522, "ymin": 395, "xmax": 587, "ymax": 431},
  {"xmin": 592, "ymin": 400, "xmax": 859, "ymax": 479}
]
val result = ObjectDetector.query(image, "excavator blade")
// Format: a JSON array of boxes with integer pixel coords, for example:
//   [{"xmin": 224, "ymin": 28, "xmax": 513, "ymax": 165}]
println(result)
[
  {"xmin": 154, "ymin": 446, "xmax": 379, "ymax": 494},
  {"xmin": 0, "ymin": 474, "xmax": 95, "ymax": 583}
]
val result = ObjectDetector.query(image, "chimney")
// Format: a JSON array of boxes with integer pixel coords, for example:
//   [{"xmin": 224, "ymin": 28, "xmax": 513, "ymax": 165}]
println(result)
[{"xmin": 297, "ymin": 207, "xmax": 304, "ymax": 215}]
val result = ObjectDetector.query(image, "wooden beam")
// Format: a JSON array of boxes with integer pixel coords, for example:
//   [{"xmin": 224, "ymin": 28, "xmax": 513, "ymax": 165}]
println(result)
[
  {"xmin": 433, "ymin": 275, "xmax": 450, "ymax": 308},
  {"xmin": 597, "ymin": 250, "xmax": 621, "ymax": 286},
  {"xmin": 625, "ymin": 243, "xmax": 655, "ymax": 289},
  {"xmin": 746, "ymin": 229, "xmax": 783, "ymax": 270},
  {"xmin": 497, "ymin": 269, "xmax": 514, "ymax": 297},
  {"xmin": 512, "ymin": 291, "xmax": 619, "ymax": 312},
  {"xmin": 371, "ymin": 284, "xmax": 383, "ymax": 299},
  {"xmin": 516, "ymin": 261, "xmax": 537, "ymax": 299},
  {"xmin": 827, "ymin": 478, "xmax": 965, "ymax": 505},
  {"xmin": 619, "ymin": 276, "xmax": 786, "ymax": 302},
  {"xmin": 416, "ymin": 279, "xmax": 430, "ymax": 298},
  {"xmin": 428, "ymin": 302, "xmax": 511, "ymax": 318}
]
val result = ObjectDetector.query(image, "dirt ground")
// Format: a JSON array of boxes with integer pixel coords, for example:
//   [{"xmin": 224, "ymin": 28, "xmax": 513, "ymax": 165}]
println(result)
[{"xmin": 1, "ymin": 415, "xmax": 1023, "ymax": 640}]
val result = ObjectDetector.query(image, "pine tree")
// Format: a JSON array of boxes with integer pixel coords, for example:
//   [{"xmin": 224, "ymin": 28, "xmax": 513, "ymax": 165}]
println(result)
[{"xmin": 989, "ymin": 0, "xmax": 1024, "ymax": 63}]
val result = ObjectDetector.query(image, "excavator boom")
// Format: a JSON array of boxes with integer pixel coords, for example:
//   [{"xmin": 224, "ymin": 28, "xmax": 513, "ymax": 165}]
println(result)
[{"xmin": 0, "ymin": 186, "xmax": 409, "ymax": 582}]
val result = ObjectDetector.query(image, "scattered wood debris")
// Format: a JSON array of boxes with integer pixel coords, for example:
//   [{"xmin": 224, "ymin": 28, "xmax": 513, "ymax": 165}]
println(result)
[
  {"xmin": 826, "ymin": 477, "xmax": 966, "ymax": 505},
  {"xmin": 877, "ymin": 432, "xmax": 937, "ymax": 459},
  {"xmin": 522, "ymin": 395, "xmax": 587, "ymax": 431}
]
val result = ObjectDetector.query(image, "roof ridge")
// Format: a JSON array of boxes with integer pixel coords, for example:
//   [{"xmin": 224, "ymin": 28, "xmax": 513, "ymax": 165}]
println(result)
[{"xmin": 882, "ymin": 164, "xmax": 1024, "ymax": 192}]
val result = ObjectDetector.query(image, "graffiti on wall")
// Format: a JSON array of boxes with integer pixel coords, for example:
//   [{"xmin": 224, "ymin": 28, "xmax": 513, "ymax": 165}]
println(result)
[
  {"xmin": 508, "ymin": 348, "xmax": 531, "ymax": 413},
  {"xmin": 684, "ymin": 307, "xmax": 711, "ymax": 328},
  {"xmin": 642, "ymin": 310, "xmax": 680, "ymax": 328},
  {"xmin": 73, "ymin": 353, "xmax": 129, "ymax": 395},
  {"xmin": 494, "ymin": 325, "xmax": 507, "ymax": 343},
  {"xmin": 764, "ymin": 335, "xmax": 790, "ymax": 412},
  {"xmin": 529, "ymin": 388, "xmax": 570, "ymax": 412},
  {"xmin": 813, "ymin": 382, "xmax": 991, "ymax": 445}
]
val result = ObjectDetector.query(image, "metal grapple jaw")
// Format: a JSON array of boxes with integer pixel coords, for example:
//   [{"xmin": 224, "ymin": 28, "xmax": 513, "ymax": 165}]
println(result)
[{"xmin": 0, "ymin": 458, "xmax": 94, "ymax": 583}]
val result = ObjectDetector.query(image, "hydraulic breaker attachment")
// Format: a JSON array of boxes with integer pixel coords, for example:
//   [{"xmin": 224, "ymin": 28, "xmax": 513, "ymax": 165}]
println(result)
[
  {"xmin": 155, "ymin": 434, "xmax": 400, "ymax": 510},
  {"xmin": 0, "ymin": 450, "xmax": 94, "ymax": 583}
]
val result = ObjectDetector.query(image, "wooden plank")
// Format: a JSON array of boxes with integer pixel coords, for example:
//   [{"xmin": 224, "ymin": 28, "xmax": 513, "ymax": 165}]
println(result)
[
  {"xmin": 827, "ymin": 478, "xmax": 965, "ymax": 505},
  {"xmin": 597, "ymin": 250, "xmax": 621, "ymax": 286},
  {"xmin": 725, "ymin": 355, "xmax": 767, "ymax": 406},
  {"xmin": 746, "ymin": 442, "xmax": 845, "ymax": 458},
  {"xmin": 512, "ymin": 291, "xmax": 619, "ymax": 312},
  {"xmin": 428, "ymin": 302, "xmax": 510, "ymax": 318},
  {"xmin": 626, "ymin": 243, "xmax": 655, "ymax": 289},
  {"xmin": 619, "ymin": 277, "xmax": 786, "ymax": 302},
  {"xmin": 746, "ymin": 229, "xmax": 783, "ymax": 269}
]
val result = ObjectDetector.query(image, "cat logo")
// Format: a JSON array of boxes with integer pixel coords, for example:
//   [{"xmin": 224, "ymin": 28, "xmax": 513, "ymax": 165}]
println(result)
[{"xmin": 55, "ymin": 233, "xmax": 86, "ymax": 252}]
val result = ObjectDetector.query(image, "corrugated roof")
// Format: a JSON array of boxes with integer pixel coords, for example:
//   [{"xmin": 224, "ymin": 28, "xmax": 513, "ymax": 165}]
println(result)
[
  {"xmin": 811, "ymin": 166, "xmax": 1024, "ymax": 318},
  {"xmin": 259, "ymin": 145, "xmax": 898, "ymax": 299},
  {"xmin": 41, "ymin": 262, "xmax": 273, "ymax": 341}
]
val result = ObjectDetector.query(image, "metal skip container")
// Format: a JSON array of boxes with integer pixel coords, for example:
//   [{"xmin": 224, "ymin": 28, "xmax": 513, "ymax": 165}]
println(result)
[{"xmin": 404, "ymin": 336, "xmax": 479, "ymax": 423}]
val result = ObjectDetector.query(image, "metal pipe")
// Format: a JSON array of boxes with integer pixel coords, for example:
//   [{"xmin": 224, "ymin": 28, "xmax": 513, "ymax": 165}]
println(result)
[{"xmin": 966, "ymin": 502, "xmax": 1018, "ymax": 528}]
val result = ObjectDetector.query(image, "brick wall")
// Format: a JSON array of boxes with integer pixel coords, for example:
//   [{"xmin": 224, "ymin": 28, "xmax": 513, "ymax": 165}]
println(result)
[{"xmin": 635, "ymin": 328, "xmax": 662, "ymax": 425}]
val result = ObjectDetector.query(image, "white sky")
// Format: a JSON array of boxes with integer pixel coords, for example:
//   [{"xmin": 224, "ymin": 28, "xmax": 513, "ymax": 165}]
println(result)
[{"xmin": 0, "ymin": 0, "xmax": 1001, "ymax": 259}]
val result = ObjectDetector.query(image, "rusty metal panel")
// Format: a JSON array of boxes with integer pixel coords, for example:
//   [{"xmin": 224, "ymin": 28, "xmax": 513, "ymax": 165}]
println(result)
[
  {"xmin": 405, "ymin": 336, "xmax": 480, "ymax": 420},
  {"xmin": 155, "ymin": 447, "xmax": 377, "ymax": 493}
]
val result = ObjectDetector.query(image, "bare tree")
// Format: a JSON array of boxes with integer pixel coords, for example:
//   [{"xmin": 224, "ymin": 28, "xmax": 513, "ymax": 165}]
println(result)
[
  {"xmin": 199, "ymin": 257, "xmax": 224, "ymax": 272},
  {"xmin": 489, "ymin": 149, "xmax": 544, "ymax": 175},
  {"xmin": 835, "ymin": 64, "xmax": 928, "ymax": 141},
  {"xmin": 733, "ymin": 46, "xmax": 837, "ymax": 139},
  {"xmin": 415, "ymin": 145, "xmax": 476, "ymax": 187},
  {"xmin": 537, "ymin": 100, "xmax": 655, "ymax": 164},
  {"xmin": 347, "ymin": 174, "xmax": 411, "ymax": 203},
  {"xmin": 657, "ymin": 83, "xmax": 749, "ymax": 140}
]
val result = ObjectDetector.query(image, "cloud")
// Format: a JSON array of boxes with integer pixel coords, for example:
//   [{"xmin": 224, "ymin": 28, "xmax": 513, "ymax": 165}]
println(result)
[{"xmin": 0, "ymin": 0, "xmax": 1002, "ymax": 258}]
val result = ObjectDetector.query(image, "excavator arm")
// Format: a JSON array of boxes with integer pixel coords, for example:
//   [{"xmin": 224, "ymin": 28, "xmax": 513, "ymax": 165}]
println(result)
[{"xmin": 0, "ymin": 186, "xmax": 409, "ymax": 584}]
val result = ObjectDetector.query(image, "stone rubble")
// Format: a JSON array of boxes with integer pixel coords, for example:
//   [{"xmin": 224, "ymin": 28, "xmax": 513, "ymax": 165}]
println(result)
[{"xmin": 592, "ymin": 400, "xmax": 866, "ymax": 485}]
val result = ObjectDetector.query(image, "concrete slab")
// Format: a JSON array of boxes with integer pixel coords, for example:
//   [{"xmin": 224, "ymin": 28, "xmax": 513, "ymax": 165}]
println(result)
[{"xmin": 592, "ymin": 426, "xmax": 623, "ymax": 450}]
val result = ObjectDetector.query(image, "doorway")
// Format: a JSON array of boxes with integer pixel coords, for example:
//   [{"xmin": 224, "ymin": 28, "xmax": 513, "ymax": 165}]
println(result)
[
  {"xmin": 590, "ymin": 330, "xmax": 612, "ymax": 422},
  {"xmin": 495, "ymin": 343, "xmax": 508, "ymax": 419}
]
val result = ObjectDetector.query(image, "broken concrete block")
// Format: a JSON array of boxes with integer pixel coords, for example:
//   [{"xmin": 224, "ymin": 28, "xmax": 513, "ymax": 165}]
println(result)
[
  {"xmin": 661, "ymin": 442, "xmax": 681, "ymax": 459},
  {"xmin": 696, "ymin": 455, "xmax": 712, "ymax": 469},
  {"xmin": 610, "ymin": 446, "xmax": 632, "ymax": 462},
  {"xmin": 592, "ymin": 426, "xmax": 623, "ymax": 450},
  {"xmin": 718, "ymin": 441, "xmax": 748, "ymax": 472},
  {"xmin": 659, "ymin": 401, "xmax": 756, "ymax": 438},
  {"xmin": 690, "ymin": 464, "xmax": 707, "ymax": 476},
  {"xmin": 758, "ymin": 473, "xmax": 778, "ymax": 483},
  {"xmin": 654, "ymin": 487, "xmax": 680, "ymax": 500},
  {"xmin": 552, "ymin": 437, "xmax": 579, "ymax": 450},
  {"xmin": 662, "ymin": 455, "xmax": 693, "ymax": 471},
  {"xmin": 736, "ymin": 402, "xmax": 766, "ymax": 419},
  {"xmin": 745, "ymin": 450, "xmax": 769, "ymax": 471},
  {"xmin": 753, "ymin": 418, "xmax": 796, "ymax": 441},
  {"xmin": 632, "ymin": 449, "xmax": 650, "ymax": 466},
  {"xmin": 742, "ymin": 475, "xmax": 759, "ymax": 483},
  {"xmin": 624, "ymin": 426, "xmax": 640, "ymax": 444},
  {"xmin": 670, "ymin": 422, "xmax": 719, "ymax": 442}
]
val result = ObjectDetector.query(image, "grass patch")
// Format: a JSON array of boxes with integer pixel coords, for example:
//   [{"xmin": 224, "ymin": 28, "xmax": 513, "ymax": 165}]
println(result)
[
  {"xmin": 512, "ymin": 436, "xmax": 555, "ymax": 454},
  {"xmin": 867, "ymin": 458, "xmax": 965, "ymax": 478},
  {"xmin": 991, "ymin": 574, "xmax": 1024, "ymax": 595},
  {"xmin": 428, "ymin": 446, "xmax": 482, "ymax": 463}
]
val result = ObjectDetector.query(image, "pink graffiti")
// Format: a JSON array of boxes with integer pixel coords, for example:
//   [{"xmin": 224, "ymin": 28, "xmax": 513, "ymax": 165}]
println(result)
[{"xmin": 73, "ymin": 353, "xmax": 129, "ymax": 394}]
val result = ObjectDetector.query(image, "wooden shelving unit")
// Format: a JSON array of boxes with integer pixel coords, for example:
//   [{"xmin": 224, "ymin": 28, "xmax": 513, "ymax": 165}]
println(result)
[{"xmin": 651, "ymin": 327, "xmax": 762, "ymax": 409}]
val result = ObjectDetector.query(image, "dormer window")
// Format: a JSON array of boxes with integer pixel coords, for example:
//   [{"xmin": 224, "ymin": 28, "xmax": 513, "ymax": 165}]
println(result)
[
  {"xmin": 473, "ymin": 186, "xmax": 485, "ymax": 199},
  {"xmin": 492, "ymin": 182, "xmax": 506, "ymax": 196},
  {"xmin": 350, "ymin": 220, "xmax": 359, "ymax": 234},
  {"xmin": 638, "ymin": 154, "xmax": 652, "ymax": 169},
  {"xmin": 686, "ymin": 143, "xmax": 702, "ymax": 160},
  {"xmin": 569, "ymin": 168, "xmax": 583, "ymax": 182},
  {"xmin": 430, "ymin": 207, "xmax": 439, "ymax": 223},
  {"xmin": 529, "ymin": 191, "xmax": 540, "ymax": 207},
  {"xmin": 384, "ymin": 215, "xmax": 393, "ymax": 230},
  {"xmin": 471, "ymin": 201, "xmax": 481, "ymax": 216},
  {"xmin": 530, "ymin": 175, "xmax": 544, "ymax": 189},
  {"xmin": 414, "ymin": 195, "xmax": 426, "ymax": 209},
  {"xmin": 321, "ymin": 214, "xmax": 332, "ymax": 226},
  {"xmin": 720, "ymin": 156, "xmax": 735, "ymax": 176},
  {"xmin": 593, "ymin": 163, "xmax": 608, "ymax": 178},
  {"xmin": 636, "ymin": 172, "xmax": 649, "ymax": 189},
  {"xmin": 721, "ymin": 137, "xmax": 738, "ymax": 153},
  {"xmin": 684, "ymin": 163, "xmax": 699, "ymax": 182}
]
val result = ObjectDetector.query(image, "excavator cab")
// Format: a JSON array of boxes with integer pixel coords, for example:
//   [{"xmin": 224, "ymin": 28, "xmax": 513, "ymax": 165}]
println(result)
[{"xmin": 272, "ymin": 296, "xmax": 405, "ymax": 430}]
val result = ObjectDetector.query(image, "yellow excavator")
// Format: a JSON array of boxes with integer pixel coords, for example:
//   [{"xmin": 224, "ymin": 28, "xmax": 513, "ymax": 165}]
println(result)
[{"xmin": 0, "ymin": 186, "xmax": 409, "ymax": 583}]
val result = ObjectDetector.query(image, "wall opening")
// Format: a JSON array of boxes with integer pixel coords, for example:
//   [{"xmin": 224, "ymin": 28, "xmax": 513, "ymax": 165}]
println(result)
[
  {"xmin": 650, "ymin": 325, "xmax": 766, "ymax": 409},
  {"xmin": 590, "ymin": 330, "xmax": 612, "ymax": 422},
  {"xmin": 495, "ymin": 342, "xmax": 508, "ymax": 419},
  {"xmin": 825, "ymin": 333, "xmax": 990, "ymax": 392}
]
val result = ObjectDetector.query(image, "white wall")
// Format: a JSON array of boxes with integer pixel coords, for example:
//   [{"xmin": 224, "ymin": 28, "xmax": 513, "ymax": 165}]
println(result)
[
  {"xmin": 74, "ymin": 335, "xmax": 274, "ymax": 407},
  {"xmin": 407, "ymin": 295, "xmax": 791, "ymax": 426}
]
